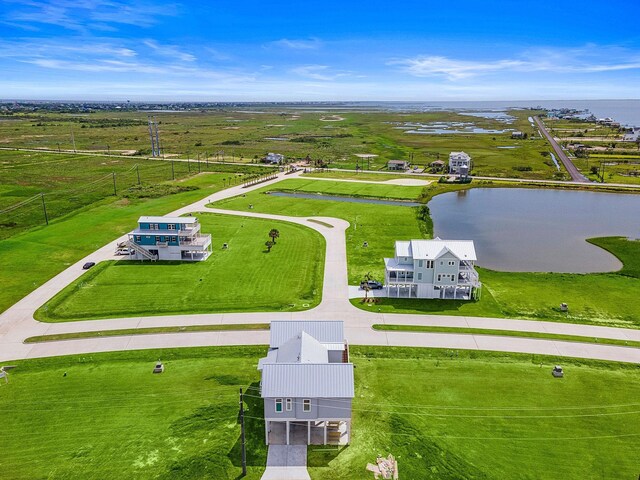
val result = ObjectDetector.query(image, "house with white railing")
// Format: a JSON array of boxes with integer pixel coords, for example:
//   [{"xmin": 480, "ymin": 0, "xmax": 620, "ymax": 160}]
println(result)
[
  {"xmin": 448, "ymin": 151, "xmax": 472, "ymax": 176},
  {"xmin": 384, "ymin": 238, "xmax": 481, "ymax": 300},
  {"xmin": 126, "ymin": 216, "xmax": 212, "ymax": 261},
  {"xmin": 259, "ymin": 321, "xmax": 354, "ymax": 446}
]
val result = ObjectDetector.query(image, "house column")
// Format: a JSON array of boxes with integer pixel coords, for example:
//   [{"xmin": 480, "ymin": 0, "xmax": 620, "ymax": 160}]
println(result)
[
  {"xmin": 307, "ymin": 421, "xmax": 311, "ymax": 445},
  {"xmin": 346, "ymin": 421, "xmax": 351, "ymax": 444},
  {"xmin": 323, "ymin": 422, "xmax": 327, "ymax": 445},
  {"xmin": 454, "ymin": 287, "xmax": 457, "ymax": 300},
  {"xmin": 286, "ymin": 421, "xmax": 290, "ymax": 445},
  {"xmin": 265, "ymin": 420, "xmax": 269, "ymax": 445}
]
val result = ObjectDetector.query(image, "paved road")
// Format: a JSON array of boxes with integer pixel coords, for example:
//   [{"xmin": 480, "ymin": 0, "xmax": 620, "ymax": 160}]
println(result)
[
  {"xmin": 533, "ymin": 116, "xmax": 589, "ymax": 183},
  {"xmin": 1, "ymin": 171, "xmax": 640, "ymax": 364}
]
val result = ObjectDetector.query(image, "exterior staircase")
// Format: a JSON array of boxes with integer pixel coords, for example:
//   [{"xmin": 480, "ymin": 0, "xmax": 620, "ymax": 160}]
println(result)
[{"xmin": 126, "ymin": 240, "xmax": 158, "ymax": 261}]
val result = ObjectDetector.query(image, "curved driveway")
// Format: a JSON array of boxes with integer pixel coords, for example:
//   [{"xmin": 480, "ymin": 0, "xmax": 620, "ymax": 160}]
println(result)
[{"xmin": 1, "ymin": 172, "xmax": 639, "ymax": 363}]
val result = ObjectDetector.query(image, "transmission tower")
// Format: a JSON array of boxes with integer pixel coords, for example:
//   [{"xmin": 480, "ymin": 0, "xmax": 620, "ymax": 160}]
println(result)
[{"xmin": 147, "ymin": 116, "xmax": 161, "ymax": 157}]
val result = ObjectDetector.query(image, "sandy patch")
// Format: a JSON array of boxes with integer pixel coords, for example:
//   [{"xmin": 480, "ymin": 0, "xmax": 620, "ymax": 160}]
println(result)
[
  {"xmin": 385, "ymin": 179, "xmax": 430, "ymax": 186},
  {"xmin": 320, "ymin": 115, "xmax": 345, "ymax": 122},
  {"xmin": 354, "ymin": 154, "xmax": 379, "ymax": 158},
  {"xmin": 223, "ymin": 126, "xmax": 240, "ymax": 130}
]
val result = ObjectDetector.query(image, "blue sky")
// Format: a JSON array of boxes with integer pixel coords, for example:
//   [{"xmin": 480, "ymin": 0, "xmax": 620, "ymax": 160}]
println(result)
[{"xmin": 1, "ymin": 0, "xmax": 640, "ymax": 101}]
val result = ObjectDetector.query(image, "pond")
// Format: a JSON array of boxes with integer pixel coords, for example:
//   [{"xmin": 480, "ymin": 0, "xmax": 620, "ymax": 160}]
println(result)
[
  {"xmin": 428, "ymin": 188, "xmax": 640, "ymax": 273},
  {"xmin": 267, "ymin": 191, "xmax": 421, "ymax": 207}
]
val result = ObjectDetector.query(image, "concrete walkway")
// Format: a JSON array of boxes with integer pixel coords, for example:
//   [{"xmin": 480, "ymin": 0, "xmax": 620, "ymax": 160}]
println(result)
[
  {"xmin": 261, "ymin": 446, "xmax": 310, "ymax": 480},
  {"xmin": 1, "ymin": 171, "xmax": 640, "ymax": 364}
]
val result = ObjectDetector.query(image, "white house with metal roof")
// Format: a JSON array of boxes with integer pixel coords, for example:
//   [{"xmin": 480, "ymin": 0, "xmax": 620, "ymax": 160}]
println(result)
[
  {"xmin": 384, "ymin": 238, "xmax": 481, "ymax": 300},
  {"xmin": 259, "ymin": 321, "xmax": 353, "ymax": 446},
  {"xmin": 448, "ymin": 151, "xmax": 472, "ymax": 176},
  {"xmin": 126, "ymin": 215, "xmax": 212, "ymax": 261}
]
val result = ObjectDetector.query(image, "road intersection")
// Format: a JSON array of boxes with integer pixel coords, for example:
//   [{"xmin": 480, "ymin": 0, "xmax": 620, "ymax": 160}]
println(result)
[{"xmin": 1, "ymin": 171, "xmax": 639, "ymax": 363}]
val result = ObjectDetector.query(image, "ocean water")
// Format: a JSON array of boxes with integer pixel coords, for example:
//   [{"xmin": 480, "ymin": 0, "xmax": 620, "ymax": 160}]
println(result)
[{"xmin": 338, "ymin": 100, "xmax": 640, "ymax": 127}]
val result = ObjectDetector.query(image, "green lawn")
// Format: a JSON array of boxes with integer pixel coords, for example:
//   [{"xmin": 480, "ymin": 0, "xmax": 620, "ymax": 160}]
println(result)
[
  {"xmin": 0, "ymin": 173, "xmax": 230, "ymax": 314},
  {"xmin": 0, "ymin": 347, "xmax": 267, "ymax": 480},
  {"xmin": 358, "ymin": 237, "xmax": 640, "ymax": 328},
  {"xmin": 211, "ymin": 179, "xmax": 431, "ymax": 284},
  {"xmin": 308, "ymin": 347, "xmax": 640, "ymax": 480},
  {"xmin": 270, "ymin": 177, "xmax": 426, "ymax": 200},
  {"xmin": 2, "ymin": 347, "xmax": 638, "ymax": 480},
  {"xmin": 36, "ymin": 213, "xmax": 325, "ymax": 321}
]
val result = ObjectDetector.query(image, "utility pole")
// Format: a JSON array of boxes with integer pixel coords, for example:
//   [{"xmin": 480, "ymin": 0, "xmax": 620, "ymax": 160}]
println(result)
[
  {"xmin": 136, "ymin": 164, "xmax": 141, "ymax": 185},
  {"xmin": 239, "ymin": 388, "xmax": 247, "ymax": 477},
  {"xmin": 40, "ymin": 193, "xmax": 48, "ymax": 226},
  {"xmin": 112, "ymin": 172, "xmax": 117, "ymax": 196},
  {"xmin": 71, "ymin": 129, "xmax": 77, "ymax": 152}
]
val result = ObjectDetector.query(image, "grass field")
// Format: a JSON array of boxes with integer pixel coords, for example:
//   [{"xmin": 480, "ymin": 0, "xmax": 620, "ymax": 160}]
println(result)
[
  {"xmin": 36, "ymin": 213, "xmax": 325, "ymax": 321},
  {"xmin": 0, "ymin": 108, "xmax": 559, "ymax": 179},
  {"xmin": 0, "ymin": 347, "xmax": 267, "ymax": 480},
  {"xmin": 0, "ymin": 149, "xmax": 272, "ymax": 238},
  {"xmin": 0, "ymin": 173, "xmax": 228, "ymax": 314},
  {"xmin": 212, "ymin": 178, "xmax": 433, "ymax": 284},
  {"xmin": 1, "ymin": 346, "xmax": 638, "ymax": 480},
  {"xmin": 355, "ymin": 237, "xmax": 640, "ymax": 329}
]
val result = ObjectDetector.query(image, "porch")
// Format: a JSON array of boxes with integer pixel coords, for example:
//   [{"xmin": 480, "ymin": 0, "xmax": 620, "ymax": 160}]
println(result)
[{"xmin": 266, "ymin": 420, "xmax": 350, "ymax": 446}]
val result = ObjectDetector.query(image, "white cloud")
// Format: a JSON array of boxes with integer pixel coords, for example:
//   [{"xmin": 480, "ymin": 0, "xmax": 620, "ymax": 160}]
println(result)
[
  {"xmin": 392, "ymin": 46, "xmax": 640, "ymax": 80},
  {"xmin": 143, "ymin": 40, "xmax": 196, "ymax": 62},
  {"xmin": 290, "ymin": 65, "xmax": 349, "ymax": 81},
  {"xmin": 269, "ymin": 38, "xmax": 322, "ymax": 50}
]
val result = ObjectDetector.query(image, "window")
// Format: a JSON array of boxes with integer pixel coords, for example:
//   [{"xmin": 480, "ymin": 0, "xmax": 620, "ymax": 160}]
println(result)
[
  {"xmin": 303, "ymin": 399, "xmax": 311, "ymax": 412},
  {"xmin": 286, "ymin": 398, "xmax": 292, "ymax": 411},
  {"xmin": 135, "ymin": 235, "xmax": 141, "ymax": 242},
  {"xmin": 171, "ymin": 236, "xmax": 177, "ymax": 242},
  {"xmin": 440, "ymin": 261, "xmax": 444, "ymax": 265},
  {"xmin": 448, "ymin": 261, "xmax": 455, "ymax": 266},
  {"xmin": 426, "ymin": 260, "xmax": 434, "ymax": 268},
  {"xmin": 437, "ymin": 274, "xmax": 441, "ymax": 281},
  {"xmin": 155, "ymin": 236, "xmax": 160, "ymax": 242},
  {"xmin": 418, "ymin": 260, "xmax": 423, "ymax": 268},
  {"xmin": 417, "ymin": 272, "xmax": 422, "ymax": 280},
  {"xmin": 275, "ymin": 399, "xmax": 283, "ymax": 413},
  {"xmin": 168, "ymin": 224, "xmax": 176, "ymax": 230}
]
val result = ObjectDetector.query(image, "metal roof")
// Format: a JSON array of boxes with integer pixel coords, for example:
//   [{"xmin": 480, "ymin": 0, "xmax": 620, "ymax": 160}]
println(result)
[
  {"xmin": 261, "ymin": 363, "xmax": 354, "ymax": 398},
  {"xmin": 384, "ymin": 257, "xmax": 414, "ymax": 271},
  {"xmin": 275, "ymin": 332, "xmax": 328, "ymax": 364},
  {"xmin": 270, "ymin": 321, "xmax": 344, "ymax": 348},
  {"xmin": 138, "ymin": 216, "xmax": 198, "ymax": 224},
  {"xmin": 395, "ymin": 239, "xmax": 477, "ymax": 261}
]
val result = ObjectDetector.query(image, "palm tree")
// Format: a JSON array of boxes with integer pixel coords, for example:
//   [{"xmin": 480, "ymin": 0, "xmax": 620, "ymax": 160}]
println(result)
[
  {"xmin": 269, "ymin": 228, "xmax": 280, "ymax": 244},
  {"xmin": 265, "ymin": 240, "xmax": 274, "ymax": 252}
]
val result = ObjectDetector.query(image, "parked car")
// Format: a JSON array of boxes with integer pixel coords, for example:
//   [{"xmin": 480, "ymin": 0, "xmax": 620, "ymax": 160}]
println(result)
[
  {"xmin": 82, "ymin": 262, "xmax": 96, "ymax": 270},
  {"xmin": 360, "ymin": 280, "xmax": 383, "ymax": 290},
  {"xmin": 115, "ymin": 248, "xmax": 133, "ymax": 255}
]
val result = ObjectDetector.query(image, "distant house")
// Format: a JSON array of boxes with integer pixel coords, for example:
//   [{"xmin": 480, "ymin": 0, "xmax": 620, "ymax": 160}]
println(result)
[
  {"xmin": 127, "ymin": 216, "xmax": 212, "ymax": 261},
  {"xmin": 264, "ymin": 152, "xmax": 285, "ymax": 164},
  {"xmin": 511, "ymin": 131, "xmax": 525, "ymax": 139},
  {"xmin": 448, "ymin": 151, "xmax": 472, "ymax": 177},
  {"xmin": 387, "ymin": 160, "xmax": 409, "ymax": 171},
  {"xmin": 384, "ymin": 238, "xmax": 481, "ymax": 300},
  {"xmin": 623, "ymin": 128, "xmax": 640, "ymax": 142},
  {"xmin": 259, "ymin": 321, "xmax": 354, "ymax": 446},
  {"xmin": 430, "ymin": 160, "xmax": 445, "ymax": 171}
]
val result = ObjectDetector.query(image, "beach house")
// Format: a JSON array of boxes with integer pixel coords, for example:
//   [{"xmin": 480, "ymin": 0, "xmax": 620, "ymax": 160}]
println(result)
[
  {"xmin": 259, "ymin": 321, "xmax": 354, "ymax": 446},
  {"xmin": 448, "ymin": 151, "xmax": 472, "ymax": 176},
  {"xmin": 384, "ymin": 238, "xmax": 481, "ymax": 300},
  {"xmin": 264, "ymin": 152, "xmax": 285, "ymax": 164},
  {"xmin": 126, "ymin": 216, "xmax": 212, "ymax": 261}
]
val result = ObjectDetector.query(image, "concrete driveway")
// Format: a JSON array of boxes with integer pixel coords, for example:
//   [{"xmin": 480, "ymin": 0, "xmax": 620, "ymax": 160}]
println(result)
[{"xmin": 261, "ymin": 445, "xmax": 310, "ymax": 480}]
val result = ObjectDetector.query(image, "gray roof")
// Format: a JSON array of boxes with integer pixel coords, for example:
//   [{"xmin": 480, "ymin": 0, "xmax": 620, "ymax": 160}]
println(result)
[
  {"xmin": 270, "ymin": 321, "xmax": 344, "ymax": 348},
  {"xmin": 261, "ymin": 363, "xmax": 354, "ymax": 398},
  {"xmin": 275, "ymin": 331, "xmax": 328, "ymax": 364}
]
